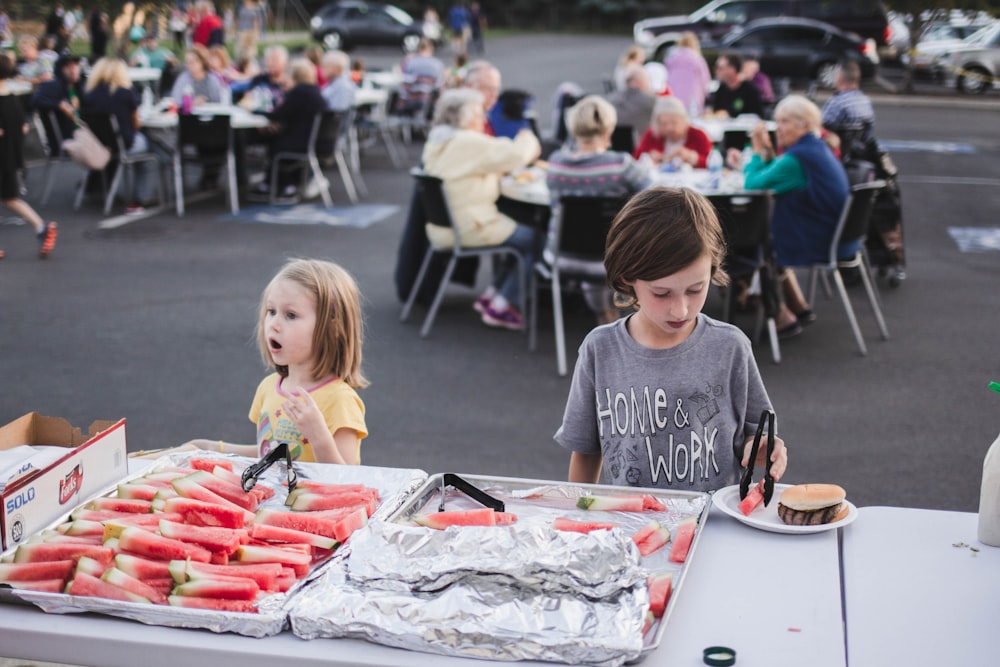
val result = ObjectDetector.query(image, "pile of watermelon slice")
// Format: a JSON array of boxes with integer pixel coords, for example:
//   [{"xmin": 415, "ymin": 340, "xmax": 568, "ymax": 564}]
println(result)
[{"xmin": 0, "ymin": 458, "xmax": 378, "ymax": 613}]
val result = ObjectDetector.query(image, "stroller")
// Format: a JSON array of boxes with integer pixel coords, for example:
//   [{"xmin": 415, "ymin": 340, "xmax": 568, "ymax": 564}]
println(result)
[{"xmin": 840, "ymin": 125, "xmax": 906, "ymax": 288}]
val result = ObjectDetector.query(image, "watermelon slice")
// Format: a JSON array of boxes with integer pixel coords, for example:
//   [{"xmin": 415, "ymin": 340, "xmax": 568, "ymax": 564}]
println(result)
[
  {"xmin": 209, "ymin": 466, "xmax": 274, "ymax": 503},
  {"xmin": 248, "ymin": 523, "xmax": 338, "ymax": 550},
  {"xmin": 329, "ymin": 506, "xmax": 368, "ymax": 543},
  {"xmin": 171, "ymin": 476, "xmax": 253, "ymax": 521},
  {"xmin": 162, "ymin": 497, "xmax": 247, "ymax": 529},
  {"xmin": 575, "ymin": 494, "xmax": 645, "ymax": 512},
  {"xmin": 286, "ymin": 490, "xmax": 378, "ymax": 514},
  {"xmin": 117, "ymin": 527, "xmax": 212, "ymax": 563},
  {"xmin": 236, "ymin": 544, "xmax": 311, "ymax": 569},
  {"xmin": 495, "ymin": 511, "xmax": 518, "ymax": 525},
  {"xmin": 648, "ymin": 572, "xmax": 673, "ymax": 618},
  {"xmin": 86, "ymin": 497, "xmax": 153, "ymax": 514},
  {"xmin": 13, "ymin": 543, "xmax": 115, "ymax": 566},
  {"xmin": 0, "ymin": 560, "xmax": 74, "ymax": 582},
  {"xmin": 70, "ymin": 508, "xmax": 152, "ymax": 523},
  {"xmin": 102, "ymin": 567, "xmax": 167, "ymax": 604},
  {"xmin": 285, "ymin": 480, "xmax": 369, "ymax": 494},
  {"xmin": 413, "ymin": 508, "xmax": 498, "ymax": 529},
  {"xmin": 57, "ymin": 520, "xmax": 107, "ymax": 537},
  {"xmin": 146, "ymin": 577, "xmax": 177, "ymax": 595},
  {"xmin": 552, "ymin": 517, "xmax": 620, "ymax": 533},
  {"xmin": 642, "ymin": 609, "xmax": 656, "ymax": 635},
  {"xmin": 116, "ymin": 483, "xmax": 161, "ymax": 501},
  {"xmin": 115, "ymin": 553, "xmax": 172, "ymax": 580},
  {"xmin": 168, "ymin": 595, "xmax": 257, "ymax": 613},
  {"xmin": 642, "ymin": 495, "xmax": 666, "ymax": 511},
  {"xmin": 632, "ymin": 519, "xmax": 671, "ymax": 557},
  {"xmin": 74, "ymin": 555, "xmax": 109, "ymax": 578},
  {"xmin": 40, "ymin": 533, "xmax": 103, "ymax": 546},
  {"xmin": 158, "ymin": 520, "xmax": 246, "ymax": 554},
  {"xmin": 172, "ymin": 561, "xmax": 283, "ymax": 590},
  {"xmin": 181, "ymin": 471, "xmax": 258, "ymax": 511},
  {"xmin": 254, "ymin": 508, "xmax": 342, "ymax": 540},
  {"xmin": 172, "ymin": 577, "xmax": 260, "ymax": 601},
  {"xmin": 738, "ymin": 479, "xmax": 767, "ymax": 517},
  {"xmin": 66, "ymin": 571, "xmax": 149, "ymax": 603},
  {"xmin": 5, "ymin": 578, "xmax": 65, "ymax": 592},
  {"xmin": 190, "ymin": 458, "xmax": 233, "ymax": 473},
  {"xmin": 668, "ymin": 517, "xmax": 698, "ymax": 564}
]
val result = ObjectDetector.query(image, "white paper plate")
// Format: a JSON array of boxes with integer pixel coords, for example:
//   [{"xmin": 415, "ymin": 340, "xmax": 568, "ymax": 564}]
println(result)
[{"xmin": 714, "ymin": 483, "xmax": 858, "ymax": 534}]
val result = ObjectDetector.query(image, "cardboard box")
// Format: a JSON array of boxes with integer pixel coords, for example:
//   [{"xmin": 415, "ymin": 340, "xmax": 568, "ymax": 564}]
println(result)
[{"xmin": 0, "ymin": 413, "xmax": 128, "ymax": 551}]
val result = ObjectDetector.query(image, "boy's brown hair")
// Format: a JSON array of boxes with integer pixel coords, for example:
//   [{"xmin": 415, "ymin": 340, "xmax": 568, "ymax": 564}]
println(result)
[
  {"xmin": 257, "ymin": 259, "xmax": 369, "ymax": 389},
  {"xmin": 605, "ymin": 187, "xmax": 729, "ymax": 307}
]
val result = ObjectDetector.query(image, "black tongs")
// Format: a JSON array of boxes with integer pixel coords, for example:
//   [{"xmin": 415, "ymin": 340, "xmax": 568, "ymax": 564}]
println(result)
[
  {"xmin": 739, "ymin": 410, "xmax": 776, "ymax": 506},
  {"xmin": 241, "ymin": 442, "xmax": 297, "ymax": 499},
  {"xmin": 437, "ymin": 473, "xmax": 505, "ymax": 512}
]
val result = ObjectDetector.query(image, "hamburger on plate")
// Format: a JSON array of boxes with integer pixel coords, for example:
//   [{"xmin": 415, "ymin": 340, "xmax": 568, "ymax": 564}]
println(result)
[{"xmin": 776, "ymin": 484, "xmax": 848, "ymax": 526}]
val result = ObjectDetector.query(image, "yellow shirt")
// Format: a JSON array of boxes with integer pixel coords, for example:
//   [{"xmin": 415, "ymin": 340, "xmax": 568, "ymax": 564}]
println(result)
[{"xmin": 248, "ymin": 373, "xmax": 367, "ymax": 463}]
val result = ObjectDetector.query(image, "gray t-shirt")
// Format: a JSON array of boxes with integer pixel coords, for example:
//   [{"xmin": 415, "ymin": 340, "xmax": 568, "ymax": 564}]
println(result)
[{"xmin": 554, "ymin": 314, "xmax": 773, "ymax": 492}]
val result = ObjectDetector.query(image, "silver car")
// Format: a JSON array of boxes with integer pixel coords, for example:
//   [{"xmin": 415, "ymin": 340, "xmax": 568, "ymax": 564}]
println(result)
[{"xmin": 940, "ymin": 21, "xmax": 1000, "ymax": 93}]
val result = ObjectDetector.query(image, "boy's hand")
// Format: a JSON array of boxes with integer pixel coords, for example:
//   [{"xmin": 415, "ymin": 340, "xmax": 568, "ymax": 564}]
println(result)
[{"xmin": 741, "ymin": 434, "xmax": 787, "ymax": 482}]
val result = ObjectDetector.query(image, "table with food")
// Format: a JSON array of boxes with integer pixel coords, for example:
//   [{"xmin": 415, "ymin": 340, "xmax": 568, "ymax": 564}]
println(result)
[{"xmin": 0, "ymin": 432, "xmax": 995, "ymax": 667}]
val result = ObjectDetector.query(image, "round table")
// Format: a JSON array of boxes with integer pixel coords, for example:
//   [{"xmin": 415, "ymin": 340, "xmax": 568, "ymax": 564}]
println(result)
[{"xmin": 139, "ymin": 104, "xmax": 271, "ymax": 130}]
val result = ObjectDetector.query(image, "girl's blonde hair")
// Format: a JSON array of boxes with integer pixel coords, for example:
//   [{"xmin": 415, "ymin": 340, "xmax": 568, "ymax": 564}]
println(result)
[
  {"xmin": 257, "ymin": 259, "xmax": 368, "ymax": 389},
  {"xmin": 567, "ymin": 94, "xmax": 617, "ymax": 141},
  {"xmin": 86, "ymin": 57, "xmax": 132, "ymax": 93},
  {"xmin": 605, "ymin": 187, "xmax": 729, "ymax": 308}
]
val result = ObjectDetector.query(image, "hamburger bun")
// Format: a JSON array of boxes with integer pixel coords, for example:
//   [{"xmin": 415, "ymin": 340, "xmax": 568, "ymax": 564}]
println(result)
[{"xmin": 777, "ymin": 484, "xmax": 847, "ymax": 526}]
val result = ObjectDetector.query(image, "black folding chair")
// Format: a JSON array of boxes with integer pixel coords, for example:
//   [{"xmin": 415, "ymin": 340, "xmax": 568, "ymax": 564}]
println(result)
[
  {"xmin": 76, "ymin": 111, "xmax": 164, "ymax": 215},
  {"xmin": 708, "ymin": 191, "xmax": 781, "ymax": 364},
  {"xmin": 610, "ymin": 124, "xmax": 636, "ymax": 155},
  {"xmin": 529, "ymin": 194, "xmax": 629, "ymax": 376},
  {"xmin": 802, "ymin": 180, "xmax": 890, "ymax": 356},
  {"xmin": 270, "ymin": 110, "xmax": 361, "ymax": 206},
  {"xmin": 173, "ymin": 113, "xmax": 237, "ymax": 215},
  {"xmin": 401, "ymin": 168, "xmax": 529, "ymax": 338}
]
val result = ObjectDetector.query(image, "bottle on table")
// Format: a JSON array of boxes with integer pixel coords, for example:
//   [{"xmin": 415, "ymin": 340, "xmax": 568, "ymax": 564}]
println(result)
[
  {"xmin": 181, "ymin": 84, "xmax": 193, "ymax": 114},
  {"xmin": 707, "ymin": 148, "xmax": 723, "ymax": 189},
  {"xmin": 978, "ymin": 381, "xmax": 1000, "ymax": 547}
]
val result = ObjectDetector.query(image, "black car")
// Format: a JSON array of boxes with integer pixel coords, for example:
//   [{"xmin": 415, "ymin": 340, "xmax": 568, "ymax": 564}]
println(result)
[
  {"xmin": 309, "ymin": 1, "xmax": 427, "ymax": 52},
  {"xmin": 702, "ymin": 17, "xmax": 878, "ymax": 86},
  {"xmin": 635, "ymin": 0, "xmax": 890, "ymax": 62}
]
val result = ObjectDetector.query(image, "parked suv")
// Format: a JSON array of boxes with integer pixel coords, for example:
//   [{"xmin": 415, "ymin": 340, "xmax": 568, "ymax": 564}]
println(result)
[
  {"xmin": 634, "ymin": 0, "xmax": 890, "ymax": 62},
  {"xmin": 310, "ymin": 1, "xmax": 427, "ymax": 52}
]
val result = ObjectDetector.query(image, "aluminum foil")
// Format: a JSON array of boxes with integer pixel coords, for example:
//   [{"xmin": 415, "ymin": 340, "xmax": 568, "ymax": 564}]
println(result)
[
  {"xmin": 292, "ymin": 555, "xmax": 647, "ymax": 667},
  {"xmin": 286, "ymin": 473, "xmax": 704, "ymax": 666},
  {"xmin": 347, "ymin": 520, "xmax": 645, "ymax": 597},
  {"xmin": 1, "ymin": 451, "xmax": 427, "ymax": 637}
]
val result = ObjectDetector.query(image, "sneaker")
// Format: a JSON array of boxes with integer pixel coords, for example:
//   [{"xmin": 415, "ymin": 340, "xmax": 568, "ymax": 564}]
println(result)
[
  {"xmin": 281, "ymin": 185, "xmax": 297, "ymax": 198},
  {"xmin": 481, "ymin": 304, "xmax": 524, "ymax": 331},
  {"xmin": 125, "ymin": 204, "xmax": 146, "ymax": 215},
  {"xmin": 473, "ymin": 294, "xmax": 491, "ymax": 315},
  {"xmin": 37, "ymin": 222, "xmax": 57, "ymax": 259}
]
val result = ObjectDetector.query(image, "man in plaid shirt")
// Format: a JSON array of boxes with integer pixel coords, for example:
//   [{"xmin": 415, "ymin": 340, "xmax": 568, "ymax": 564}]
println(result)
[{"xmin": 821, "ymin": 60, "xmax": 875, "ymax": 144}]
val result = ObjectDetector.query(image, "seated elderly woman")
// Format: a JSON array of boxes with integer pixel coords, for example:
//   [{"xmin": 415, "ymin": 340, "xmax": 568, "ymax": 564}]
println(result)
[
  {"xmin": 422, "ymin": 87, "xmax": 541, "ymax": 331},
  {"xmin": 256, "ymin": 57, "xmax": 327, "ymax": 198},
  {"xmin": 633, "ymin": 96, "xmax": 713, "ymax": 168},
  {"xmin": 740, "ymin": 94, "xmax": 851, "ymax": 338},
  {"xmin": 171, "ymin": 44, "xmax": 226, "ymax": 106},
  {"xmin": 546, "ymin": 95, "xmax": 650, "ymax": 324}
]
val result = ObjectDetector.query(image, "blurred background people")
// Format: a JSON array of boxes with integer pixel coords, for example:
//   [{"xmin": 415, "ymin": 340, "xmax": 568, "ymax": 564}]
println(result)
[
  {"xmin": 320, "ymin": 49, "xmax": 355, "ymax": 112},
  {"xmin": 707, "ymin": 52, "xmax": 764, "ymax": 118},
  {"xmin": 664, "ymin": 32, "xmax": 711, "ymax": 117},
  {"xmin": 633, "ymin": 95, "xmax": 712, "ymax": 168}
]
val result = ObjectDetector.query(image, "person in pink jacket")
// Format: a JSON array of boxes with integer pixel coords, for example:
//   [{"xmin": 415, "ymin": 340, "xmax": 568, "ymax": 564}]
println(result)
[{"xmin": 664, "ymin": 32, "xmax": 711, "ymax": 118}]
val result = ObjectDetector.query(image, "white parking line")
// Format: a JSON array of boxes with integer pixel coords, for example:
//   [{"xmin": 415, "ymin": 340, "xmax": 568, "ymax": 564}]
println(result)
[{"xmin": 897, "ymin": 175, "xmax": 1000, "ymax": 187}]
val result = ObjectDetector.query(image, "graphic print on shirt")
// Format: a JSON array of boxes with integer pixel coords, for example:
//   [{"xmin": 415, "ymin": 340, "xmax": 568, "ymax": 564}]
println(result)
[
  {"xmin": 596, "ymin": 382, "xmax": 725, "ymax": 487},
  {"xmin": 256, "ymin": 409, "xmax": 304, "ymax": 460}
]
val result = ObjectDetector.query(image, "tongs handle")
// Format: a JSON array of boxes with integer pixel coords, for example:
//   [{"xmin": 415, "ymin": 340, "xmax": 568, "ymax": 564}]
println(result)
[
  {"xmin": 739, "ymin": 410, "xmax": 776, "ymax": 505},
  {"xmin": 437, "ymin": 473, "xmax": 505, "ymax": 512},
  {"xmin": 241, "ymin": 442, "xmax": 297, "ymax": 500}
]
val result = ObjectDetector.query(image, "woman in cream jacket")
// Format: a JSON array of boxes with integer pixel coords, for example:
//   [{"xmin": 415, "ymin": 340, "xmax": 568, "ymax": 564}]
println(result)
[{"xmin": 421, "ymin": 87, "xmax": 541, "ymax": 330}]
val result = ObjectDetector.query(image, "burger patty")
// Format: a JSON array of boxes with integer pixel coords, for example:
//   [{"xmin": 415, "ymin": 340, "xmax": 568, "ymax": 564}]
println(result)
[{"xmin": 777, "ymin": 502, "xmax": 844, "ymax": 525}]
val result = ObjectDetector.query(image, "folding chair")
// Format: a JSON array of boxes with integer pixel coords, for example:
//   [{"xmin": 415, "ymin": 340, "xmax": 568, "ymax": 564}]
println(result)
[
  {"xmin": 173, "ymin": 113, "xmax": 237, "ymax": 215},
  {"xmin": 529, "ymin": 194, "xmax": 629, "ymax": 376},
  {"xmin": 76, "ymin": 111, "xmax": 164, "ymax": 215},
  {"xmin": 610, "ymin": 124, "xmax": 635, "ymax": 155},
  {"xmin": 401, "ymin": 168, "xmax": 529, "ymax": 338},
  {"xmin": 708, "ymin": 191, "xmax": 781, "ymax": 364},
  {"xmin": 269, "ymin": 110, "xmax": 360, "ymax": 206},
  {"xmin": 802, "ymin": 180, "xmax": 890, "ymax": 356},
  {"xmin": 34, "ymin": 111, "xmax": 73, "ymax": 206}
]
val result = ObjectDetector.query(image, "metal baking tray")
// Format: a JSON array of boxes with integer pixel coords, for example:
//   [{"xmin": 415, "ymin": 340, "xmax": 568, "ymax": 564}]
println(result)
[
  {"xmin": 0, "ymin": 451, "xmax": 426, "ymax": 637},
  {"xmin": 385, "ymin": 472, "xmax": 712, "ymax": 660}
]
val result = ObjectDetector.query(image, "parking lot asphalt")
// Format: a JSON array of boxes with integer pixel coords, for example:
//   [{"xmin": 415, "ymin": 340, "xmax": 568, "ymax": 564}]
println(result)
[{"xmin": 1, "ymin": 34, "xmax": 999, "ymax": 522}]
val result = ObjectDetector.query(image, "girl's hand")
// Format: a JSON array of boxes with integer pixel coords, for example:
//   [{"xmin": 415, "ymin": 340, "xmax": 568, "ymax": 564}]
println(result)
[
  {"xmin": 182, "ymin": 438, "xmax": 220, "ymax": 451},
  {"xmin": 741, "ymin": 434, "xmax": 787, "ymax": 482},
  {"xmin": 282, "ymin": 389, "xmax": 326, "ymax": 445}
]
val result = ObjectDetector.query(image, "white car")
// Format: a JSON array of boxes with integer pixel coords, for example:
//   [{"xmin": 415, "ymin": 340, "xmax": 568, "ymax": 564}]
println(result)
[
  {"xmin": 939, "ymin": 21, "xmax": 1000, "ymax": 93},
  {"xmin": 911, "ymin": 20, "xmax": 994, "ymax": 75}
]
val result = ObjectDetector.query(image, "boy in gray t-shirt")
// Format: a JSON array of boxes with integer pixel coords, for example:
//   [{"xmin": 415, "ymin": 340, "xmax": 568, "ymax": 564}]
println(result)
[{"xmin": 555, "ymin": 187, "xmax": 787, "ymax": 491}]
